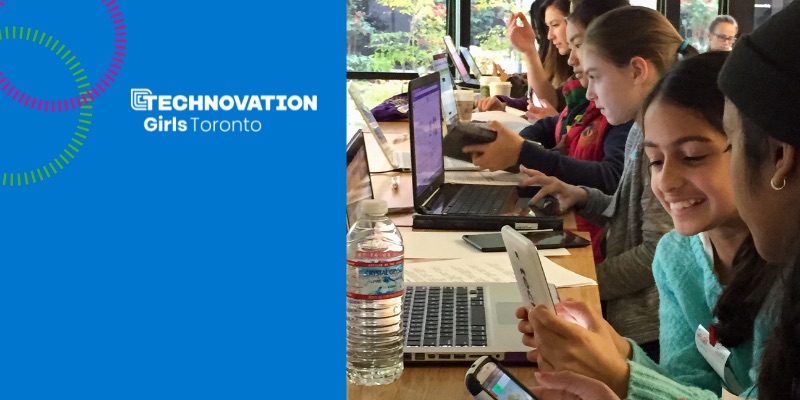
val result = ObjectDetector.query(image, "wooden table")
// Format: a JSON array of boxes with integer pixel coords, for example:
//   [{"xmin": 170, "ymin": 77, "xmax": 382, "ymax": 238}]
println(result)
[{"xmin": 347, "ymin": 121, "xmax": 601, "ymax": 399}]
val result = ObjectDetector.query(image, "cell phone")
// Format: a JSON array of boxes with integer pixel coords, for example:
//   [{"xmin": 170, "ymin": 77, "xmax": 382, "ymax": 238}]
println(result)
[
  {"xmin": 501, "ymin": 226, "xmax": 557, "ymax": 312},
  {"xmin": 465, "ymin": 355, "xmax": 538, "ymax": 400},
  {"xmin": 462, "ymin": 229, "xmax": 590, "ymax": 252},
  {"xmin": 442, "ymin": 122, "xmax": 497, "ymax": 163}
]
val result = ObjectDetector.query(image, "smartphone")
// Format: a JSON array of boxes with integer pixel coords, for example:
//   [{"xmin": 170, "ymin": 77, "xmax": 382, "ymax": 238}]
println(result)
[
  {"xmin": 463, "ymin": 230, "xmax": 590, "ymax": 252},
  {"xmin": 502, "ymin": 226, "xmax": 557, "ymax": 312},
  {"xmin": 465, "ymin": 355, "xmax": 538, "ymax": 400}
]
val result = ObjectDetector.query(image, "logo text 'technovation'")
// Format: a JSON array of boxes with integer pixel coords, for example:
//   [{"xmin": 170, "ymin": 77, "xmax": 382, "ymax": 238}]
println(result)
[
  {"xmin": 130, "ymin": 88, "xmax": 318, "ymax": 133},
  {"xmin": 130, "ymin": 88, "xmax": 318, "ymax": 112}
]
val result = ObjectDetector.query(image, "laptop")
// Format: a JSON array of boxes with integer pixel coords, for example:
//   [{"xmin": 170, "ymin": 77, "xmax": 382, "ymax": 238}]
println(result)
[
  {"xmin": 402, "ymin": 282, "xmax": 530, "ymax": 363},
  {"xmin": 437, "ymin": 68, "xmax": 493, "ymax": 166},
  {"xmin": 346, "ymin": 129, "xmax": 375, "ymax": 230},
  {"xmin": 347, "ymin": 82, "xmax": 412, "ymax": 171},
  {"xmin": 443, "ymin": 35, "xmax": 480, "ymax": 89},
  {"xmin": 407, "ymin": 72, "xmax": 562, "ymax": 231},
  {"xmin": 459, "ymin": 46, "xmax": 484, "ymax": 79}
]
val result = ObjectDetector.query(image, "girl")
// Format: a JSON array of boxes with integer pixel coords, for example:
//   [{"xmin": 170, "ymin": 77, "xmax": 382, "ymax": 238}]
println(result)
[
  {"xmin": 529, "ymin": 3, "xmax": 800, "ymax": 399},
  {"xmin": 477, "ymin": 0, "xmax": 571, "ymax": 114},
  {"xmin": 524, "ymin": 51, "xmax": 780, "ymax": 399},
  {"xmin": 462, "ymin": 1, "xmax": 636, "ymax": 266},
  {"xmin": 515, "ymin": 5, "xmax": 699, "ymax": 367},
  {"xmin": 718, "ymin": 2, "xmax": 800, "ymax": 398}
]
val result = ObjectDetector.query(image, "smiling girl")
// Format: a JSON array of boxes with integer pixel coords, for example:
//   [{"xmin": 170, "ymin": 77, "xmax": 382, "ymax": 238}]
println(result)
[{"xmin": 521, "ymin": 51, "xmax": 781, "ymax": 400}]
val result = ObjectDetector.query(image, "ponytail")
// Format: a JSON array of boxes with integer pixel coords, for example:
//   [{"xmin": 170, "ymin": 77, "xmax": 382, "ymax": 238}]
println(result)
[
  {"xmin": 759, "ymin": 261, "xmax": 800, "ymax": 399},
  {"xmin": 712, "ymin": 236, "xmax": 780, "ymax": 347}
]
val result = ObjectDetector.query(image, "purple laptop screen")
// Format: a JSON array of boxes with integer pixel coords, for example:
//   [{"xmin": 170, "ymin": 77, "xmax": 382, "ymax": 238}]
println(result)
[{"xmin": 410, "ymin": 81, "xmax": 444, "ymax": 195}]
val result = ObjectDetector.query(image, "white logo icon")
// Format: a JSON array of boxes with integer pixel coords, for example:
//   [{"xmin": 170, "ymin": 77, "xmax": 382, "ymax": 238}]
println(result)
[{"xmin": 130, "ymin": 88, "xmax": 152, "ymax": 111}]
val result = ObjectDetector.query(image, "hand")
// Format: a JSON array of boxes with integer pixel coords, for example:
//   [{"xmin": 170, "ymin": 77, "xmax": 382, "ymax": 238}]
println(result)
[
  {"xmin": 529, "ymin": 302, "xmax": 631, "ymax": 398},
  {"xmin": 474, "ymin": 96, "xmax": 506, "ymax": 112},
  {"xmin": 493, "ymin": 63, "xmax": 509, "ymax": 82},
  {"xmin": 462, "ymin": 120, "xmax": 524, "ymax": 171},
  {"xmin": 519, "ymin": 166, "xmax": 589, "ymax": 212},
  {"xmin": 526, "ymin": 99, "xmax": 559, "ymax": 123},
  {"xmin": 507, "ymin": 12, "xmax": 536, "ymax": 55},
  {"xmin": 515, "ymin": 306, "xmax": 538, "ymax": 362},
  {"xmin": 531, "ymin": 371, "xmax": 622, "ymax": 400}
]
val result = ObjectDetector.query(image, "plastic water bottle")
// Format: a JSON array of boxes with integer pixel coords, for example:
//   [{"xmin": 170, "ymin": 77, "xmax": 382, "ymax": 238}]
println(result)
[{"xmin": 346, "ymin": 199, "xmax": 404, "ymax": 385}]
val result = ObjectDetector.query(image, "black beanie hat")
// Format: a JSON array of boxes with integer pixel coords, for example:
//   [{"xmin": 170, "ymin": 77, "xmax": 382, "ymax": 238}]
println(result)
[{"xmin": 718, "ymin": 1, "xmax": 800, "ymax": 147}]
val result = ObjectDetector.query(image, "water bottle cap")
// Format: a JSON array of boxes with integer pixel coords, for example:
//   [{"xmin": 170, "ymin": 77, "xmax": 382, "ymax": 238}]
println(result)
[{"xmin": 362, "ymin": 199, "xmax": 388, "ymax": 216}]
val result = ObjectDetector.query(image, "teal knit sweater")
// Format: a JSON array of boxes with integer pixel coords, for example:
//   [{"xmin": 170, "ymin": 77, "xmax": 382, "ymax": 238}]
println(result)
[{"xmin": 624, "ymin": 230, "xmax": 775, "ymax": 399}]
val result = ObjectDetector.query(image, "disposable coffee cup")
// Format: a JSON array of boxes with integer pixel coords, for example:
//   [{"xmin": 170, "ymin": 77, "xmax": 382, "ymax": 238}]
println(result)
[
  {"xmin": 454, "ymin": 89, "xmax": 475, "ymax": 121},
  {"xmin": 479, "ymin": 76, "xmax": 500, "ymax": 99},
  {"xmin": 489, "ymin": 81, "xmax": 512, "ymax": 98}
]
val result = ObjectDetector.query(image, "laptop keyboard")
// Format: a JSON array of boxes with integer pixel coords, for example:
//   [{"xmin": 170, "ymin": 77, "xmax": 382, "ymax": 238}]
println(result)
[
  {"xmin": 403, "ymin": 285, "xmax": 487, "ymax": 347},
  {"xmin": 443, "ymin": 185, "xmax": 513, "ymax": 215}
]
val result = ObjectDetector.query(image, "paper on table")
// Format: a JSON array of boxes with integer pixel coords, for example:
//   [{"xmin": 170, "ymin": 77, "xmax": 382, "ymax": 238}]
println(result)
[
  {"xmin": 404, "ymin": 253, "xmax": 596, "ymax": 288},
  {"xmin": 501, "ymin": 107, "xmax": 527, "ymax": 117},
  {"xmin": 445, "ymin": 170, "xmax": 524, "ymax": 186},
  {"xmin": 472, "ymin": 110, "xmax": 531, "ymax": 133},
  {"xmin": 399, "ymin": 227, "xmax": 570, "ymax": 259}
]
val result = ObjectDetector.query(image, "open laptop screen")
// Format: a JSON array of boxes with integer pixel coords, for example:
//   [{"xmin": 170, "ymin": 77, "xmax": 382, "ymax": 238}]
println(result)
[
  {"xmin": 346, "ymin": 130, "xmax": 374, "ymax": 229},
  {"xmin": 443, "ymin": 35, "xmax": 471, "ymax": 83},
  {"xmin": 438, "ymin": 69, "xmax": 459, "ymax": 129},
  {"xmin": 409, "ymin": 78, "xmax": 444, "ymax": 196},
  {"xmin": 459, "ymin": 46, "xmax": 483, "ymax": 78}
]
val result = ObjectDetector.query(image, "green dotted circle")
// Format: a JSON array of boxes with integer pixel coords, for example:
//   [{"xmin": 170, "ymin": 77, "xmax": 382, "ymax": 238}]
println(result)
[{"xmin": 0, "ymin": 26, "xmax": 93, "ymax": 186}]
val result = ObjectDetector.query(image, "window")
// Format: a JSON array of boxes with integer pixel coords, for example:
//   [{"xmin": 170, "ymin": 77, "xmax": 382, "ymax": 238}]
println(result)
[
  {"xmin": 680, "ymin": 0, "xmax": 720, "ymax": 51},
  {"xmin": 467, "ymin": 0, "xmax": 533, "ymax": 75},
  {"xmin": 630, "ymin": 0, "xmax": 659, "ymax": 9},
  {"xmin": 754, "ymin": 0, "xmax": 794, "ymax": 28},
  {"xmin": 347, "ymin": 0, "xmax": 447, "ymax": 74}
]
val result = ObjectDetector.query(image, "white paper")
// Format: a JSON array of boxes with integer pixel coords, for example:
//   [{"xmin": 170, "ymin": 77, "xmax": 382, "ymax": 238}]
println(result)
[
  {"xmin": 399, "ymin": 227, "xmax": 570, "ymax": 259},
  {"xmin": 502, "ymin": 107, "xmax": 527, "ymax": 117},
  {"xmin": 404, "ymin": 253, "xmax": 596, "ymax": 288},
  {"xmin": 472, "ymin": 110, "xmax": 531, "ymax": 133},
  {"xmin": 445, "ymin": 170, "xmax": 524, "ymax": 186},
  {"xmin": 444, "ymin": 156, "xmax": 481, "ymax": 171}
]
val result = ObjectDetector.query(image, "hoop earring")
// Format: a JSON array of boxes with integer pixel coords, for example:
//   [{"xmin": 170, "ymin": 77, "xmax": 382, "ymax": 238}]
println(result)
[{"xmin": 771, "ymin": 177, "xmax": 786, "ymax": 191}]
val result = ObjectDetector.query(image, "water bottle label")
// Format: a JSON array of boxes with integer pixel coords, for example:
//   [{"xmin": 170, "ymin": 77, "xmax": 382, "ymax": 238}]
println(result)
[{"xmin": 346, "ymin": 258, "xmax": 404, "ymax": 300}]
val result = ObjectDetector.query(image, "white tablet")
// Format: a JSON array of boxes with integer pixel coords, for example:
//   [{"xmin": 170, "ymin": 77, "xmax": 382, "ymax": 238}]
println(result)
[{"xmin": 501, "ymin": 225, "xmax": 558, "ymax": 312}]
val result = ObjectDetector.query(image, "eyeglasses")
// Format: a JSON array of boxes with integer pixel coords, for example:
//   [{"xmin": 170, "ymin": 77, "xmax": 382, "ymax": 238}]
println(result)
[{"xmin": 712, "ymin": 33, "xmax": 736, "ymax": 43}]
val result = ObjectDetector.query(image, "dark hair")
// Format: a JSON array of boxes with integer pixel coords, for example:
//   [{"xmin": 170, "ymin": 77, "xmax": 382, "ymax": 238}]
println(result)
[
  {"xmin": 531, "ymin": 0, "xmax": 572, "ymax": 86},
  {"xmin": 736, "ymin": 106, "xmax": 800, "ymax": 399},
  {"xmin": 583, "ymin": 7, "xmax": 699, "ymax": 77},
  {"xmin": 642, "ymin": 51, "xmax": 780, "ymax": 348},
  {"xmin": 642, "ymin": 51, "xmax": 728, "ymax": 135},
  {"xmin": 760, "ymin": 262, "xmax": 800, "ymax": 399},
  {"xmin": 566, "ymin": 0, "xmax": 630, "ymax": 28},
  {"xmin": 709, "ymin": 14, "xmax": 738, "ymax": 33}
]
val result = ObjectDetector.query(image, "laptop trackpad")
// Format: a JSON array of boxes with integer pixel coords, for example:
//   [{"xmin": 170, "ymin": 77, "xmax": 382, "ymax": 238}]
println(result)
[{"xmin": 495, "ymin": 302, "xmax": 521, "ymax": 325}]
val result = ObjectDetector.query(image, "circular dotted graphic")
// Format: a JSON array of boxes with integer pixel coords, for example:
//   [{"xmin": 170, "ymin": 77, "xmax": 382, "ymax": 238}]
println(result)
[
  {"xmin": 0, "ymin": 1, "xmax": 129, "ymax": 186},
  {"xmin": 0, "ymin": 0, "xmax": 127, "ymax": 110},
  {"xmin": 0, "ymin": 27, "xmax": 93, "ymax": 186}
]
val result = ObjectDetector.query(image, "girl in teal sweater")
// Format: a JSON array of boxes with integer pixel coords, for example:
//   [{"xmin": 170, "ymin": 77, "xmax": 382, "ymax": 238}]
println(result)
[{"xmin": 519, "ymin": 50, "xmax": 781, "ymax": 398}]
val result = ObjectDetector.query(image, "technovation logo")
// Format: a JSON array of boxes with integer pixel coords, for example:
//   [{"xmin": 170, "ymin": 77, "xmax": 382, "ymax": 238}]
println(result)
[
  {"xmin": 130, "ymin": 88, "xmax": 318, "ymax": 133},
  {"xmin": 0, "ymin": 0, "xmax": 127, "ymax": 187}
]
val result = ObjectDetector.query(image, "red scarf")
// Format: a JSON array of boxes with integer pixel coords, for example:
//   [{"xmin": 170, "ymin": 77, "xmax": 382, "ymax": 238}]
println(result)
[
  {"xmin": 563, "ymin": 101, "xmax": 608, "ymax": 161},
  {"xmin": 561, "ymin": 100, "xmax": 610, "ymax": 264}
]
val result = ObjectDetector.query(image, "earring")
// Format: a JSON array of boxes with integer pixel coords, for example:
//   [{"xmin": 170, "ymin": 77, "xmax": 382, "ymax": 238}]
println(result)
[{"xmin": 770, "ymin": 177, "xmax": 786, "ymax": 191}]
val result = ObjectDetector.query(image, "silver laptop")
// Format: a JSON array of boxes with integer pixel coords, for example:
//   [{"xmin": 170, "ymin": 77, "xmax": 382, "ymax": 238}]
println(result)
[
  {"xmin": 402, "ymin": 282, "xmax": 529, "ymax": 363},
  {"xmin": 346, "ymin": 129, "xmax": 375, "ymax": 230},
  {"xmin": 443, "ymin": 35, "xmax": 480, "ymax": 89},
  {"xmin": 348, "ymin": 80, "xmax": 478, "ymax": 172},
  {"xmin": 437, "ymin": 68, "xmax": 490, "ymax": 167},
  {"xmin": 459, "ymin": 46, "xmax": 484, "ymax": 79},
  {"xmin": 347, "ymin": 82, "xmax": 412, "ymax": 171}
]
